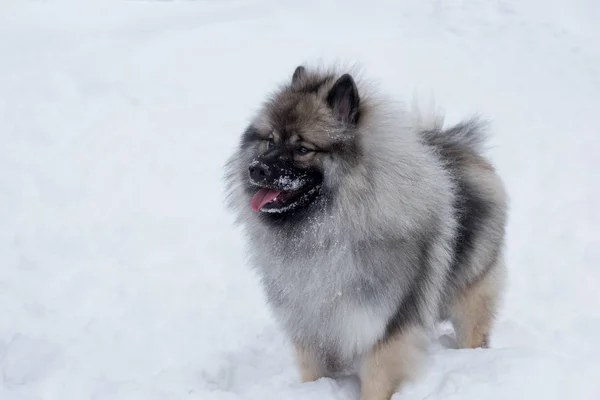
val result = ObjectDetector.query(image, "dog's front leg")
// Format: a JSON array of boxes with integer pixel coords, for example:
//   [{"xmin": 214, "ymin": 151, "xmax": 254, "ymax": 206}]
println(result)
[
  {"xmin": 293, "ymin": 343, "xmax": 328, "ymax": 382},
  {"xmin": 359, "ymin": 325, "xmax": 427, "ymax": 400}
]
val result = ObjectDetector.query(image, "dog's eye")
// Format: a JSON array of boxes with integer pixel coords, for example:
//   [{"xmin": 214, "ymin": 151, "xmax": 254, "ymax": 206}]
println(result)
[
  {"xmin": 297, "ymin": 146, "xmax": 312, "ymax": 154},
  {"xmin": 265, "ymin": 139, "xmax": 275, "ymax": 149}
]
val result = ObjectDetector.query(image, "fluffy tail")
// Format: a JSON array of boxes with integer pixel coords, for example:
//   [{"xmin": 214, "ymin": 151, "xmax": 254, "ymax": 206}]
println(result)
[
  {"xmin": 409, "ymin": 94, "xmax": 489, "ymax": 153},
  {"xmin": 420, "ymin": 117, "xmax": 489, "ymax": 153},
  {"xmin": 409, "ymin": 95, "xmax": 445, "ymax": 133}
]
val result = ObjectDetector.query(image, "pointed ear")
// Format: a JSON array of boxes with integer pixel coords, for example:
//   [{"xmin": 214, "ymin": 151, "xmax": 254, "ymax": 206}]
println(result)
[
  {"xmin": 326, "ymin": 74, "xmax": 360, "ymax": 125},
  {"xmin": 292, "ymin": 66, "xmax": 306, "ymax": 85}
]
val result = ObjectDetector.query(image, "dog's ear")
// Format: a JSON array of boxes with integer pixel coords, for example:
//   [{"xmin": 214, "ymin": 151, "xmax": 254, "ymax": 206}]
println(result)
[
  {"xmin": 327, "ymin": 74, "xmax": 360, "ymax": 125},
  {"xmin": 291, "ymin": 66, "xmax": 306, "ymax": 86}
]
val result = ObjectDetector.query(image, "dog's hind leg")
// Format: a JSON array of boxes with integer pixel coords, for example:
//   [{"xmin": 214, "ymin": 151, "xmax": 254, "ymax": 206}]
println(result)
[
  {"xmin": 450, "ymin": 258, "xmax": 506, "ymax": 349},
  {"xmin": 359, "ymin": 325, "xmax": 427, "ymax": 400}
]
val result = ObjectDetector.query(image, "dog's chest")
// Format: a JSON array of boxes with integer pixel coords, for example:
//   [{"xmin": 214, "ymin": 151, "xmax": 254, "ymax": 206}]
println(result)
[{"xmin": 260, "ymin": 252, "xmax": 392, "ymax": 361}]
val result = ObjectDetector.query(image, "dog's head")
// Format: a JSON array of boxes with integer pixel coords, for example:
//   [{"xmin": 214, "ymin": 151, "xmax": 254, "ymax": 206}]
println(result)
[{"xmin": 236, "ymin": 66, "xmax": 364, "ymax": 217}]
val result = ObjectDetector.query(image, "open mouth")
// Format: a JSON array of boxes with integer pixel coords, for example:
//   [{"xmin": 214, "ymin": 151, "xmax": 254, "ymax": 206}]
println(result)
[{"xmin": 250, "ymin": 185, "xmax": 320, "ymax": 213}]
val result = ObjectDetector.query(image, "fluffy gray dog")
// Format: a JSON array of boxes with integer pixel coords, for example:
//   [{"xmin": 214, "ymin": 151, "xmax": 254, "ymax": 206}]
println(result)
[{"xmin": 224, "ymin": 65, "xmax": 508, "ymax": 400}]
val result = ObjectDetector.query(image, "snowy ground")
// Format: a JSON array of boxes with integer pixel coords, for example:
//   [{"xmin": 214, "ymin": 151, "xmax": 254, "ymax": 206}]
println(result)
[{"xmin": 1, "ymin": 0, "xmax": 599, "ymax": 399}]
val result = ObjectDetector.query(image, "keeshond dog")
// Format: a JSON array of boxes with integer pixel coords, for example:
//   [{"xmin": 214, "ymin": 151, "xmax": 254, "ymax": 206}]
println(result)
[{"xmin": 224, "ymin": 65, "xmax": 507, "ymax": 400}]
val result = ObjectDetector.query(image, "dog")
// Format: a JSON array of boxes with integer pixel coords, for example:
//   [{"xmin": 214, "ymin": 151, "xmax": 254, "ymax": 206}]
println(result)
[{"xmin": 224, "ymin": 65, "xmax": 508, "ymax": 400}]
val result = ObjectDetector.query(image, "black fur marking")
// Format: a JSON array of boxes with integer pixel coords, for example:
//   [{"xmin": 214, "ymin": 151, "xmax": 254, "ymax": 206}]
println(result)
[
  {"xmin": 240, "ymin": 126, "xmax": 262, "ymax": 147},
  {"xmin": 382, "ymin": 237, "xmax": 431, "ymax": 340},
  {"xmin": 383, "ymin": 288, "xmax": 423, "ymax": 339},
  {"xmin": 421, "ymin": 121, "xmax": 494, "ymax": 287},
  {"xmin": 449, "ymin": 179, "xmax": 491, "ymax": 281}
]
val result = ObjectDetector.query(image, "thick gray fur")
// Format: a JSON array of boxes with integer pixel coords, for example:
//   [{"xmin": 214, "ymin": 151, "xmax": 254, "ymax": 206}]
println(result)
[{"xmin": 224, "ymin": 65, "xmax": 508, "ymax": 375}]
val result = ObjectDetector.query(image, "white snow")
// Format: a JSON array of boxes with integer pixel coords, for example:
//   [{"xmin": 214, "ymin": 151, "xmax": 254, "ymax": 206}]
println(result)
[
  {"xmin": 274, "ymin": 175, "xmax": 306, "ymax": 191},
  {"xmin": 1, "ymin": 0, "xmax": 599, "ymax": 399}
]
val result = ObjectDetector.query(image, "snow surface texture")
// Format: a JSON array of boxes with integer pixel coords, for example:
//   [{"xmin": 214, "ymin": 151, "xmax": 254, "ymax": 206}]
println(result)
[{"xmin": 1, "ymin": 0, "xmax": 599, "ymax": 399}]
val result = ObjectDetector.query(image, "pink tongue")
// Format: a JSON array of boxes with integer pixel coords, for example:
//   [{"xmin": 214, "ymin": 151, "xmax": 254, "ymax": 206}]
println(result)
[{"xmin": 251, "ymin": 188, "xmax": 282, "ymax": 212}]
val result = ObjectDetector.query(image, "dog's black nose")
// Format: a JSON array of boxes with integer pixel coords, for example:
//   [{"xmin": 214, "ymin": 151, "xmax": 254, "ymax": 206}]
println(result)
[{"xmin": 249, "ymin": 164, "xmax": 269, "ymax": 182}]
